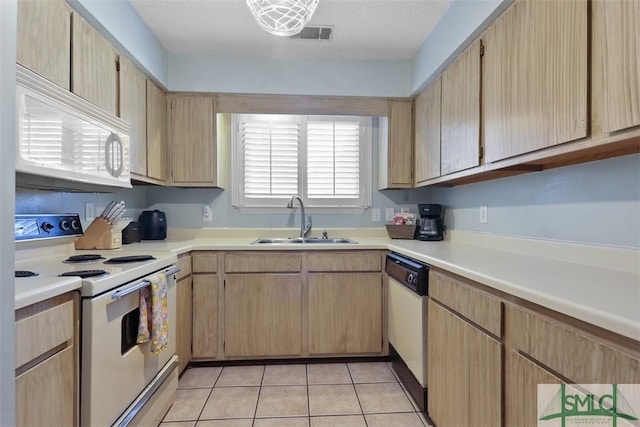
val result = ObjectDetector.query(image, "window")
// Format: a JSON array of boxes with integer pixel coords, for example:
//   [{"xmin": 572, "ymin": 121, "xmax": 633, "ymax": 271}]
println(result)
[{"xmin": 232, "ymin": 114, "xmax": 372, "ymax": 211}]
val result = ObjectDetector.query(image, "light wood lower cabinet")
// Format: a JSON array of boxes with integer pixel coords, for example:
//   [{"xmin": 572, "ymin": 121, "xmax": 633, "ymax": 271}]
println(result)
[
  {"xmin": 224, "ymin": 274, "xmax": 302, "ymax": 357},
  {"xmin": 15, "ymin": 292, "xmax": 78, "ymax": 427},
  {"xmin": 192, "ymin": 274, "xmax": 217, "ymax": 359},
  {"xmin": 427, "ymin": 299, "xmax": 502, "ymax": 427},
  {"xmin": 308, "ymin": 273, "xmax": 382, "ymax": 355},
  {"xmin": 176, "ymin": 274, "xmax": 192, "ymax": 373},
  {"xmin": 505, "ymin": 350, "xmax": 563, "ymax": 427}
]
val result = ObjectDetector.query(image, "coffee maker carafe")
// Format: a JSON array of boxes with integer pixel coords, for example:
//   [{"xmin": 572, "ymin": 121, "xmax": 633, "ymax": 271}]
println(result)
[{"xmin": 415, "ymin": 204, "xmax": 444, "ymax": 241}]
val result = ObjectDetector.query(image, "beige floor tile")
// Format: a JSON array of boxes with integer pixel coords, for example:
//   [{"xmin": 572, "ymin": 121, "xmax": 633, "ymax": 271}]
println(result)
[
  {"xmin": 255, "ymin": 385, "xmax": 309, "ymax": 418},
  {"xmin": 347, "ymin": 362, "xmax": 396, "ymax": 383},
  {"xmin": 200, "ymin": 386, "xmax": 260, "ymax": 419},
  {"xmin": 308, "ymin": 384, "xmax": 362, "ymax": 416},
  {"xmin": 263, "ymin": 364, "xmax": 307, "ymax": 386},
  {"xmin": 310, "ymin": 415, "xmax": 367, "ymax": 427},
  {"xmin": 254, "ymin": 417, "xmax": 310, "ymax": 427},
  {"xmin": 216, "ymin": 365, "xmax": 264, "ymax": 387},
  {"xmin": 179, "ymin": 367, "xmax": 223, "ymax": 389},
  {"xmin": 307, "ymin": 363, "xmax": 351, "ymax": 385},
  {"xmin": 160, "ymin": 422, "xmax": 197, "ymax": 427},
  {"xmin": 163, "ymin": 388, "xmax": 211, "ymax": 422},
  {"xmin": 355, "ymin": 383, "xmax": 415, "ymax": 414},
  {"xmin": 365, "ymin": 412, "xmax": 426, "ymax": 427},
  {"xmin": 196, "ymin": 420, "xmax": 253, "ymax": 427}
]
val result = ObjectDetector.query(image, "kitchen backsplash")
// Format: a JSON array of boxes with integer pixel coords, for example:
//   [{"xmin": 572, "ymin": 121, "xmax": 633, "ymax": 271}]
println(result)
[{"xmin": 15, "ymin": 154, "xmax": 640, "ymax": 249}]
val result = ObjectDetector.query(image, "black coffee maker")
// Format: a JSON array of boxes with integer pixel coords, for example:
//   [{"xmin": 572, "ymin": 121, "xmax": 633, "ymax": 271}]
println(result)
[{"xmin": 415, "ymin": 204, "xmax": 444, "ymax": 241}]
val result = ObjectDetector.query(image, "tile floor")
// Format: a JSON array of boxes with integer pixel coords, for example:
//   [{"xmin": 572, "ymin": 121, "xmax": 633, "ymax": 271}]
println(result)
[{"xmin": 161, "ymin": 362, "xmax": 431, "ymax": 427}]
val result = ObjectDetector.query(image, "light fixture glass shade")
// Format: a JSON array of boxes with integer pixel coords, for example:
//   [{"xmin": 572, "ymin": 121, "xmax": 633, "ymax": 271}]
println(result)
[{"xmin": 246, "ymin": 0, "xmax": 320, "ymax": 37}]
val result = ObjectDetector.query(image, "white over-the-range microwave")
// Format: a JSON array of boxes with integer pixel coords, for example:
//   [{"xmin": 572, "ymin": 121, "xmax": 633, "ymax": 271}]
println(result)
[{"xmin": 15, "ymin": 64, "xmax": 131, "ymax": 192}]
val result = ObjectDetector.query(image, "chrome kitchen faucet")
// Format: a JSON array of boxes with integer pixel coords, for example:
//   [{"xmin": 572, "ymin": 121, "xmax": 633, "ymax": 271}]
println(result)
[{"xmin": 287, "ymin": 195, "xmax": 312, "ymax": 238}]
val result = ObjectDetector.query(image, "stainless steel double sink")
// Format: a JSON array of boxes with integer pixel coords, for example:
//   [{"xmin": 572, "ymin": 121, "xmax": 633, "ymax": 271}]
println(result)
[{"xmin": 251, "ymin": 237, "xmax": 358, "ymax": 245}]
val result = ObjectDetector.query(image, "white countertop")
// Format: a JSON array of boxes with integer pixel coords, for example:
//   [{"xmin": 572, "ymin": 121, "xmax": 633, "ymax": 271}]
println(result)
[
  {"xmin": 17, "ymin": 228, "xmax": 639, "ymax": 341},
  {"xmin": 15, "ymin": 276, "xmax": 82, "ymax": 310}
]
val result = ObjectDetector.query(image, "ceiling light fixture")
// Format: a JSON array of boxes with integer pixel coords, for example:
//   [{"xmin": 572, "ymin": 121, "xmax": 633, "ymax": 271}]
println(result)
[{"xmin": 246, "ymin": 0, "xmax": 320, "ymax": 37}]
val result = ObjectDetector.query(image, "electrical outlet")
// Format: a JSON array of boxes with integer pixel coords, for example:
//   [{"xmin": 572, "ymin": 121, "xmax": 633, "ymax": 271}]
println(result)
[
  {"xmin": 480, "ymin": 205, "xmax": 488, "ymax": 224},
  {"xmin": 372, "ymin": 208, "xmax": 381, "ymax": 222},
  {"xmin": 385, "ymin": 208, "xmax": 395, "ymax": 222},
  {"xmin": 85, "ymin": 202, "xmax": 95, "ymax": 221},
  {"xmin": 202, "ymin": 205, "xmax": 213, "ymax": 222}
]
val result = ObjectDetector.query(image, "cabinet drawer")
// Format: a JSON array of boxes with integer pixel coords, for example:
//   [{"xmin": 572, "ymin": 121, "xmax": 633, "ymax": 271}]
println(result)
[
  {"xmin": 192, "ymin": 252, "xmax": 217, "ymax": 273},
  {"xmin": 225, "ymin": 253, "xmax": 301, "ymax": 273},
  {"xmin": 505, "ymin": 304, "xmax": 640, "ymax": 383},
  {"xmin": 307, "ymin": 252, "xmax": 382, "ymax": 272},
  {"xmin": 15, "ymin": 299, "xmax": 74, "ymax": 368},
  {"xmin": 430, "ymin": 271, "xmax": 502, "ymax": 337},
  {"xmin": 176, "ymin": 254, "xmax": 192, "ymax": 279}
]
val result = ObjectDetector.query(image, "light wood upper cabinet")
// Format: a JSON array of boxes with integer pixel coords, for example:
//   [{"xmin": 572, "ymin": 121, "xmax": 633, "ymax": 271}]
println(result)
[
  {"xmin": 482, "ymin": 0, "xmax": 588, "ymax": 163},
  {"xmin": 224, "ymin": 274, "xmax": 302, "ymax": 357},
  {"xmin": 119, "ymin": 57, "xmax": 147, "ymax": 177},
  {"xmin": 379, "ymin": 100, "xmax": 413, "ymax": 189},
  {"xmin": 16, "ymin": 0, "xmax": 71, "ymax": 89},
  {"xmin": 308, "ymin": 272, "xmax": 382, "ymax": 355},
  {"xmin": 169, "ymin": 95, "xmax": 218, "ymax": 186},
  {"xmin": 414, "ymin": 78, "xmax": 442, "ymax": 185},
  {"xmin": 441, "ymin": 40, "xmax": 481, "ymax": 175},
  {"xmin": 71, "ymin": 12, "xmax": 118, "ymax": 115},
  {"xmin": 146, "ymin": 80, "xmax": 167, "ymax": 182},
  {"xmin": 595, "ymin": 0, "xmax": 640, "ymax": 133}
]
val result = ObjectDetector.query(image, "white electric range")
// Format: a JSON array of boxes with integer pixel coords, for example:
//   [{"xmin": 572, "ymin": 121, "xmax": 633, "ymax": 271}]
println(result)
[{"xmin": 15, "ymin": 213, "xmax": 179, "ymax": 427}]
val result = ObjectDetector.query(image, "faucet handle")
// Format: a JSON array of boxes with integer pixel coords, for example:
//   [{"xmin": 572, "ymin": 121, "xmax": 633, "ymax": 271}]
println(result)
[{"xmin": 322, "ymin": 230, "xmax": 328, "ymax": 239}]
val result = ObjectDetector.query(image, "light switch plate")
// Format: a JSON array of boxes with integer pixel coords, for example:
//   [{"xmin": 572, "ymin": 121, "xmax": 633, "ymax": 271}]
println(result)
[
  {"xmin": 85, "ymin": 202, "xmax": 95, "ymax": 221},
  {"xmin": 385, "ymin": 208, "xmax": 395, "ymax": 222},
  {"xmin": 480, "ymin": 205, "xmax": 488, "ymax": 224},
  {"xmin": 372, "ymin": 208, "xmax": 381, "ymax": 222}
]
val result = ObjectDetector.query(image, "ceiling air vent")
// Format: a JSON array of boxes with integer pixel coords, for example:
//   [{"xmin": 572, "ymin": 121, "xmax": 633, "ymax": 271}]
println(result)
[{"xmin": 290, "ymin": 25, "xmax": 333, "ymax": 40}]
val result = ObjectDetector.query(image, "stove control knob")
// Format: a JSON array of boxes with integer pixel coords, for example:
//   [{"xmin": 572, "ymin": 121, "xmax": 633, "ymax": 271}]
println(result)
[
  {"xmin": 70, "ymin": 219, "xmax": 80, "ymax": 230},
  {"xmin": 60, "ymin": 220, "xmax": 70, "ymax": 231},
  {"xmin": 41, "ymin": 222, "xmax": 54, "ymax": 233},
  {"xmin": 407, "ymin": 273, "xmax": 415, "ymax": 284}
]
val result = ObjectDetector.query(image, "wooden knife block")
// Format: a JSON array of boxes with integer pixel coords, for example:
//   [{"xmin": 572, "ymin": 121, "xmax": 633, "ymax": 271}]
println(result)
[{"xmin": 74, "ymin": 218, "xmax": 122, "ymax": 250}]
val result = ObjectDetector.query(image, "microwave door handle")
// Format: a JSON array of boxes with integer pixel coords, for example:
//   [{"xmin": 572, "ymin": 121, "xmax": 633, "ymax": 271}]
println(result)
[{"xmin": 104, "ymin": 133, "xmax": 124, "ymax": 178}]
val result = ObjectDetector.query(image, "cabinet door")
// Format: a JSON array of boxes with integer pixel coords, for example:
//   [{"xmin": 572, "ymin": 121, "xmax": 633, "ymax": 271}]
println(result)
[
  {"xmin": 505, "ymin": 350, "xmax": 563, "ymax": 427},
  {"xmin": 467, "ymin": 322, "xmax": 502, "ymax": 427},
  {"xmin": 170, "ymin": 95, "xmax": 217, "ymax": 186},
  {"xmin": 225, "ymin": 274, "xmax": 302, "ymax": 357},
  {"xmin": 414, "ymin": 78, "xmax": 441, "ymax": 184},
  {"xmin": 119, "ymin": 57, "xmax": 147, "ymax": 177},
  {"xmin": 16, "ymin": 0, "xmax": 71, "ymax": 89},
  {"xmin": 441, "ymin": 40, "xmax": 481, "ymax": 175},
  {"xmin": 146, "ymin": 80, "xmax": 167, "ymax": 182},
  {"xmin": 380, "ymin": 100, "xmax": 413, "ymax": 188},
  {"xmin": 71, "ymin": 12, "xmax": 118, "ymax": 115},
  {"xmin": 427, "ymin": 300, "xmax": 468, "ymax": 427},
  {"xmin": 308, "ymin": 273, "xmax": 382, "ymax": 355},
  {"xmin": 483, "ymin": 0, "xmax": 588, "ymax": 162},
  {"xmin": 192, "ymin": 274, "xmax": 217, "ymax": 358},
  {"xmin": 16, "ymin": 346, "xmax": 75, "ymax": 427},
  {"xmin": 597, "ymin": 0, "xmax": 640, "ymax": 133},
  {"xmin": 176, "ymin": 275, "xmax": 192, "ymax": 373}
]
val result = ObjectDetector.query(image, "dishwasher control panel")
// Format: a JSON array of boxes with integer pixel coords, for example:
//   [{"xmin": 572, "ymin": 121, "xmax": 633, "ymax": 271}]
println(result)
[{"xmin": 385, "ymin": 252, "xmax": 429, "ymax": 296}]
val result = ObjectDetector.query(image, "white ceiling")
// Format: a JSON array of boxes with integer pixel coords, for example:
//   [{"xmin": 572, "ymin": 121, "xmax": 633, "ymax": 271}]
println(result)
[{"xmin": 128, "ymin": 0, "xmax": 451, "ymax": 61}]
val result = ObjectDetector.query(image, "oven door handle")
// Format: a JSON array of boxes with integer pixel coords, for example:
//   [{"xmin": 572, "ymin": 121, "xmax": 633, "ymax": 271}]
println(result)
[{"xmin": 111, "ymin": 267, "xmax": 181, "ymax": 300}]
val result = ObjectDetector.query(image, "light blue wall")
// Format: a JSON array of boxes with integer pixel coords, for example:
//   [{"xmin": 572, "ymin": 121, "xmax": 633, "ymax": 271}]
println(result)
[
  {"xmin": 431, "ymin": 154, "xmax": 640, "ymax": 248},
  {"xmin": 169, "ymin": 54, "xmax": 411, "ymax": 97}
]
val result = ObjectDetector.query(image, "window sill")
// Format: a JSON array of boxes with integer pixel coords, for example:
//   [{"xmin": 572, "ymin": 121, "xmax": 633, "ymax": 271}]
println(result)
[{"xmin": 235, "ymin": 206, "xmax": 368, "ymax": 215}]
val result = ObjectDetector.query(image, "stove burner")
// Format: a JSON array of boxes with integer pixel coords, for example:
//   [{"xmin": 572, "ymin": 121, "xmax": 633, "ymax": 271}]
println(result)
[
  {"xmin": 105, "ymin": 255, "xmax": 156, "ymax": 264},
  {"xmin": 59, "ymin": 269, "xmax": 108, "ymax": 278},
  {"xmin": 64, "ymin": 254, "xmax": 106, "ymax": 263},
  {"xmin": 15, "ymin": 270, "xmax": 39, "ymax": 278}
]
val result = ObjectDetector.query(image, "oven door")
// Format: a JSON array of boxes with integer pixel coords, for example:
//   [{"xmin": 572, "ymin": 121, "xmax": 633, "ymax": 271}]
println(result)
[{"xmin": 81, "ymin": 268, "xmax": 177, "ymax": 426}]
